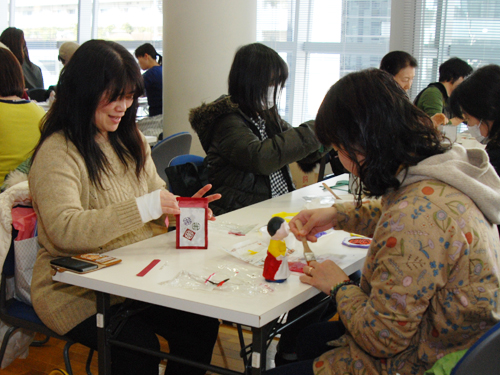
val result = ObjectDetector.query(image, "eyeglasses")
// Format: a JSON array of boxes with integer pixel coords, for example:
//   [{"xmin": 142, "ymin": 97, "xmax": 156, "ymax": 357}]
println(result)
[{"xmin": 58, "ymin": 55, "xmax": 66, "ymax": 65}]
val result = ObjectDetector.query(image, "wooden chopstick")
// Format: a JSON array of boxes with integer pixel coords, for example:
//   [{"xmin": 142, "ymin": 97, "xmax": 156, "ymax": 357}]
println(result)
[{"xmin": 322, "ymin": 182, "xmax": 342, "ymax": 200}]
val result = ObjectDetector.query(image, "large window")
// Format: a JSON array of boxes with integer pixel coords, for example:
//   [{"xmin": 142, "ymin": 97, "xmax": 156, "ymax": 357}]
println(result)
[
  {"xmin": 4, "ymin": 0, "xmax": 162, "ymax": 88},
  {"xmin": 409, "ymin": 0, "xmax": 500, "ymax": 101},
  {"xmin": 96, "ymin": 0, "xmax": 162, "ymax": 41},
  {"xmin": 14, "ymin": 0, "xmax": 79, "ymax": 87},
  {"xmin": 257, "ymin": 0, "xmax": 500, "ymax": 126},
  {"xmin": 3, "ymin": 0, "xmax": 500, "ymax": 119},
  {"xmin": 257, "ymin": 0, "xmax": 391, "ymax": 125}
]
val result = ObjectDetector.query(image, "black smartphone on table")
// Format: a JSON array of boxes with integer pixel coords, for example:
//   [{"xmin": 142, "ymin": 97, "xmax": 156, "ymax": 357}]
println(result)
[{"xmin": 50, "ymin": 257, "xmax": 98, "ymax": 272}]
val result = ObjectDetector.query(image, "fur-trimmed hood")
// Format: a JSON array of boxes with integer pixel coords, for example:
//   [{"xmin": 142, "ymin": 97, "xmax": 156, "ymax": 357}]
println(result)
[
  {"xmin": 0, "ymin": 180, "xmax": 31, "ymax": 274},
  {"xmin": 1, "ymin": 170, "xmax": 29, "ymax": 192},
  {"xmin": 189, "ymin": 95, "xmax": 244, "ymax": 153}
]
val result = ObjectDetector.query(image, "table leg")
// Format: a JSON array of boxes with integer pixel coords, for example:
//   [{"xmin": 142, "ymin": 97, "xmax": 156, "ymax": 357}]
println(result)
[
  {"xmin": 96, "ymin": 291, "xmax": 111, "ymax": 375},
  {"xmin": 249, "ymin": 322, "xmax": 274, "ymax": 375}
]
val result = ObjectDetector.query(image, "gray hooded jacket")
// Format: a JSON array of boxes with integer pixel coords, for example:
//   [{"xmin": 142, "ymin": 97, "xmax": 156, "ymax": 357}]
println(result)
[{"xmin": 399, "ymin": 144, "xmax": 500, "ymax": 225}]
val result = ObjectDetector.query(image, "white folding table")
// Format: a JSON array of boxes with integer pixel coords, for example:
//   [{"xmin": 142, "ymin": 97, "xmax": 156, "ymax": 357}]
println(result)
[{"xmin": 53, "ymin": 175, "xmax": 367, "ymax": 374}]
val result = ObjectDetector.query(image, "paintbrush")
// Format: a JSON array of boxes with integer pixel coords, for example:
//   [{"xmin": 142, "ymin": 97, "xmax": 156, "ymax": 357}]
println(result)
[{"xmin": 294, "ymin": 220, "xmax": 317, "ymax": 265}]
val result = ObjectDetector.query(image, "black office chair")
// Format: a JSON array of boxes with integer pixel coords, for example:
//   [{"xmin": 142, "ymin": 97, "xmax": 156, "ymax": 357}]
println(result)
[
  {"xmin": 450, "ymin": 321, "xmax": 500, "ymax": 375},
  {"xmin": 151, "ymin": 131, "xmax": 192, "ymax": 182},
  {"xmin": 0, "ymin": 228, "xmax": 94, "ymax": 374}
]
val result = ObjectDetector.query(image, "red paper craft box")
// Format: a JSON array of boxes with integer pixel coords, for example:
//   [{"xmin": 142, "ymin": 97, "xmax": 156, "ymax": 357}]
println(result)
[{"xmin": 175, "ymin": 197, "xmax": 208, "ymax": 249}]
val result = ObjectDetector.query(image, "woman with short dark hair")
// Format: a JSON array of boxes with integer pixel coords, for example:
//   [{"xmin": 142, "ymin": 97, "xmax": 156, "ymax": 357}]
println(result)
[
  {"xmin": 414, "ymin": 57, "xmax": 473, "ymax": 127},
  {"xmin": 29, "ymin": 39, "xmax": 220, "ymax": 375},
  {"xmin": 450, "ymin": 64, "xmax": 500, "ymax": 175},
  {"xmin": 267, "ymin": 69, "xmax": 500, "ymax": 375},
  {"xmin": 189, "ymin": 42, "xmax": 325, "ymax": 216},
  {"xmin": 0, "ymin": 47, "xmax": 44, "ymax": 186},
  {"xmin": 379, "ymin": 50, "xmax": 418, "ymax": 92}
]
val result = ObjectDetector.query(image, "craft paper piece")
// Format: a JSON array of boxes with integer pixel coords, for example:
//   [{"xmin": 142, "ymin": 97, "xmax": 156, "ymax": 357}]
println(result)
[
  {"xmin": 221, "ymin": 238, "xmax": 269, "ymax": 267},
  {"xmin": 210, "ymin": 221, "xmax": 259, "ymax": 236}
]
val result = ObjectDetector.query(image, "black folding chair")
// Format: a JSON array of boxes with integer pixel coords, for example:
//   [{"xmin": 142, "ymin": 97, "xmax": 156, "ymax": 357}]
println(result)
[
  {"xmin": 451, "ymin": 320, "xmax": 500, "ymax": 375},
  {"xmin": 0, "ymin": 227, "xmax": 94, "ymax": 374}
]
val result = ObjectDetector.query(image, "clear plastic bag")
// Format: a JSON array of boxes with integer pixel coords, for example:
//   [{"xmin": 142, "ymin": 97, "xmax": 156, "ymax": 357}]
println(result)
[
  {"xmin": 302, "ymin": 195, "xmax": 336, "ymax": 210},
  {"xmin": 209, "ymin": 221, "xmax": 259, "ymax": 236},
  {"xmin": 160, "ymin": 265, "xmax": 280, "ymax": 296},
  {"xmin": 0, "ymin": 319, "xmax": 35, "ymax": 369}
]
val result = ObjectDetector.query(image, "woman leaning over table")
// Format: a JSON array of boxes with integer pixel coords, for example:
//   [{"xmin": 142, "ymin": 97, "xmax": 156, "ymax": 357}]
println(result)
[
  {"xmin": 28, "ymin": 40, "xmax": 220, "ymax": 375},
  {"xmin": 266, "ymin": 69, "xmax": 500, "ymax": 375},
  {"xmin": 189, "ymin": 43, "xmax": 326, "ymax": 216}
]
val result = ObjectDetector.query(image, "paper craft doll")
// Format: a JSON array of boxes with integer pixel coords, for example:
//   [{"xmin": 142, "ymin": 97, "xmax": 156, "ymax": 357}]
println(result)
[{"xmin": 263, "ymin": 216, "xmax": 291, "ymax": 282}]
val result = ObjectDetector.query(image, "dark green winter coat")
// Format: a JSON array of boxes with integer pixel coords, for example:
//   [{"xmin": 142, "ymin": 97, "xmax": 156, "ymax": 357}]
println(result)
[{"xmin": 189, "ymin": 95, "xmax": 324, "ymax": 215}]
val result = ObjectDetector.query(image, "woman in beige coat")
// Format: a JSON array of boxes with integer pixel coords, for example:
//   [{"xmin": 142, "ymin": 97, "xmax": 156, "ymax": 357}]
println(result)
[{"xmin": 268, "ymin": 69, "xmax": 500, "ymax": 375}]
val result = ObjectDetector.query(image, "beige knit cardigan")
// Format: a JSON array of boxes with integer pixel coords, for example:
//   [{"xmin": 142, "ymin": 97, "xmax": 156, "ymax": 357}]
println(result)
[{"xmin": 29, "ymin": 132, "xmax": 167, "ymax": 335}]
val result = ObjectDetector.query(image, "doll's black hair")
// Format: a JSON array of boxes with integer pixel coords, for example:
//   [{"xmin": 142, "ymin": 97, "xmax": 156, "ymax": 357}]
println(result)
[{"xmin": 267, "ymin": 217, "xmax": 285, "ymax": 237}]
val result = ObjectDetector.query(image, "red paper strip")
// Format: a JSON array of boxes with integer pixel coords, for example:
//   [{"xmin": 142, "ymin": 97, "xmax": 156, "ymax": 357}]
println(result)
[{"xmin": 136, "ymin": 259, "xmax": 160, "ymax": 277}]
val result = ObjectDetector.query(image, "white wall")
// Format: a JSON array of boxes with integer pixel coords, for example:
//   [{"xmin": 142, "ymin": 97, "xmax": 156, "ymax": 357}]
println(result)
[
  {"xmin": 0, "ymin": 0, "xmax": 9, "ymax": 31},
  {"xmin": 163, "ymin": 0, "xmax": 257, "ymax": 156}
]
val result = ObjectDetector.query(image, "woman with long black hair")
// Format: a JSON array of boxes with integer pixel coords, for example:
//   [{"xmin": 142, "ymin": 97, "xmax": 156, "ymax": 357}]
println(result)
[
  {"xmin": 450, "ymin": 64, "xmax": 500, "ymax": 175},
  {"xmin": 189, "ymin": 42, "xmax": 325, "ymax": 216},
  {"xmin": 0, "ymin": 27, "xmax": 44, "ymax": 90},
  {"xmin": 29, "ymin": 39, "xmax": 220, "ymax": 375}
]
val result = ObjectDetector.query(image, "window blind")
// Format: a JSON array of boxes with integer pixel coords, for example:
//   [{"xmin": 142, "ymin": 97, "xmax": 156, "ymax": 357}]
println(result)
[
  {"xmin": 408, "ymin": 0, "xmax": 500, "ymax": 102},
  {"xmin": 257, "ymin": 0, "xmax": 391, "ymax": 125}
]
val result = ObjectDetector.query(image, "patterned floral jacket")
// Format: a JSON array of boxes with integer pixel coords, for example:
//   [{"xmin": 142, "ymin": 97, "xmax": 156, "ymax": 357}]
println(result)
[{"xmin": 313, "ymin": 179, "xmax": 500, "ymax": 375}]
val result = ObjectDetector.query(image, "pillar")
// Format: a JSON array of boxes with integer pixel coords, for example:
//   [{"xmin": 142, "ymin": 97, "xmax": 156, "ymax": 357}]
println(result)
[{"xmin": 163, "ymin": 0, "xmax": 257, "ymax": 156}]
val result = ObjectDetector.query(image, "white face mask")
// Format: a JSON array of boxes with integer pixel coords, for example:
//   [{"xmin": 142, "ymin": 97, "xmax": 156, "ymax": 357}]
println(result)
[
  {"xmin": 468, "ymin": 119, "xmax": 486, "ymax": 144},
  {"xmin": 265, "ymin": 86, "xmax": 275, "ymax": 109}
]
